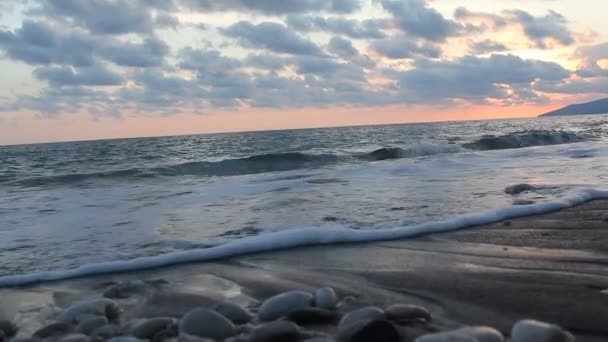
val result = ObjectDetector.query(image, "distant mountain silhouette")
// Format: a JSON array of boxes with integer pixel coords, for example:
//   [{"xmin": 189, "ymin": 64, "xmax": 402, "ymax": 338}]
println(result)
[{"xmin": 539, "ymin": 98, "xmax": 608, "ymax": 117}]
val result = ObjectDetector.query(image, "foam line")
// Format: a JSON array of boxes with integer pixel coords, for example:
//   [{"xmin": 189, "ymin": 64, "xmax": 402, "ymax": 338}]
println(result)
[{"xmin": 1, "ymin": 189, "xmax": 607, "ymax": 288}]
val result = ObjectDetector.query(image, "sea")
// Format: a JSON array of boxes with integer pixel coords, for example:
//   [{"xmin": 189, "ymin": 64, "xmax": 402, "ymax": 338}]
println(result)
[{"xmin": 2, "ymin": 115, "xmax": 608, "ymax": 285}]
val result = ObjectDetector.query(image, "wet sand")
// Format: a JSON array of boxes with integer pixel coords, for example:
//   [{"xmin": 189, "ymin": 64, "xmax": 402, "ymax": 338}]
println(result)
[{"xmin": 2, "ymin": 201, "xmax": 607, "ymax": 341}]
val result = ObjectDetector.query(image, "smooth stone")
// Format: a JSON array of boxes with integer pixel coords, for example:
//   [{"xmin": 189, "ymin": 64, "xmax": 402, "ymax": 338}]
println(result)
[
  {"xmin": 416, "ymin": 332, "xmax": 477, "ymax": 342},
  {"xmin": 33, "ymin": 322, "xmax": 73, "ymax": 339},
  {"xmin": 338, "ymin": 306, "xmax": 384, "ymax": 337},
  {"xmin": 314, "ymin": 287, "xmax": 338, "ymax": 310},
  {"xmin": 59, "ymin": 298, "xmax": 120, "ymax": 323},
  {"xmin": 249, "ymin": 321, "xmax": 300, "ymax": 342},
  {"xmin": 286, "ymin": 308, "xmax": 339, "ymax": 325},
  {"xmin": 0, "ymin": 320, "xmax": 17, "ymax": 338},
  {"xmin": 457, "ymin": 326, "xmax": 504, "ymax": 342},
  {"xmin": 90, "ymin": 325, "xmax": 121, "ymax": 339},
  {"xmin": 511, "ymin": 320, "xmax": 575, "ymax": 342},
  {"xmin": 0, "ymin": 330, "xmax": 4, "ymax": 342},
  {"xmin": 258, "ymin": 291, "xmax": 314, "ymax": 321},
  {"xmin": 213, "ymin": 302, "xmax": 253, "ymax": 324},
  {"xmin": 108, "ymin": 337, "xmax": 146, "ymax": 342},
  {"xmin": 103, "ymin": 280, "xmax": 149, "ymax": 299},
  {"xmin": 178, "ymin": 335, "xmax": 215, "ymax": 342},
  {"xmin": 179, "ymin": 308, "xmax": 236, "ymax": 340},
  {"xmin": 57, "ymin": 333, "xmax": 90, "ymax": 342},
  {"xmin": 303, "ymin": 338, "xmax": 335, "ymax": 342},
  {"xmin": 77, "ymin": 316, "xmax": 108, "ymax": 335},
  {"xmin": 347, "ymin": 319, "xmax": 400, "ymax": 342},
  {"xmin": 385, "ymin": 304, "xmax": 432, "ymax": 323},
  {"xmin": 130, "ymin": 317, "xmax": 175, "ymax": 339}
]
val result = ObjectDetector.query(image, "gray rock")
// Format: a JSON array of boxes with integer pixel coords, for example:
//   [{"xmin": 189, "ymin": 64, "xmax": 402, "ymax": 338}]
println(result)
[
  {"xmin": 108, "ymin": 337, "xmax": 146, "ymax": 342},
  {"xmin": 59, "ymin": 298, "xmax": 120, "ymax": 323},
  {"xmin": 77, "ymin": 316, "xmax": 108, "ymax": 335},
  {"xmin": 303, "ymin": 338, "xmax": 335, "ymax": 342},
  {"xmin": 286, "ymin": 308, "xmax": 339, "ymax": 325},
  {"xmin": 0, "ymin": 330, "xmax": 5, "ymax": 342},
  {"xmin": 344, "ymin": 319, "xmax": 400, "ymax": 342},
  {"xmin": 415, "ymin": 326, "xmax": 503, "ymax": 342},
  {"xmin": 249, "ymin": 321, "xmax": 300, "ymax": 342},
  {"xmin": 56, "ymin": 333, "xmax": 90, "ymax": 342},
  {"xmin": 505, "ymin": 184, "xmax": 535, "ymax": 195},
  {"xmin": 33, "ymin": 322, "xmax": 74, "ymax": 339},
  {"xmin": 213, "ymin": 302, "xmax": 253, "ymax": 324},
  {"xmin": 338, "ymin": 306, "xmax": 384, "ymax": 337},
  {"xmin": 178, "ymin": 335, "xmax": 215, "ymax": 342},
  {"xmin": 511, "ymin": 320, "xmax": 575, "ymax": 342},
  {"xmin": 129, "ymin": 317, "xmax": 175, "ymax": 339},
  {"xmin": 103, "ymin": 280, "xmax": 149, "ymax": 299},
  {"xmin": 258, "ymin": 291, "xmax": 314, "ymax": 321},
  {"xmin": 90, "ymin": 325, "xmax": 121, "ymax": 339},
  {"xmin": 0, "ymin": 320, "xmax": 17, "ymax": 338},
  {"xmin": 179, "ymin": 308, "xmax": 236, "ymax": 340},
  {"xmin": 385, "ymin": 304, "xmax": 431, "ymax": 323},
  {"xmin": 314, "ymin": 287, "xmax": 338, "ymax": 310}
]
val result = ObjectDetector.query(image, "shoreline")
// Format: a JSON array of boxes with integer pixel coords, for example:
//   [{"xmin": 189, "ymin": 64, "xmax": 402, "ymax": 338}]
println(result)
[
  {"xmin": 1, "ymin": 189, "xmax": 607, "ymax": 288},
  {"xmin": 1, "ymin": 200, "xmax": 607, "ymax": 341}
]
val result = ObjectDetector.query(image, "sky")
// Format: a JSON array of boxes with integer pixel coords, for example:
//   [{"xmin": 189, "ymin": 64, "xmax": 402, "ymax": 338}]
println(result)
[{"xmin": 0, "ymin": 0, "xmax": 607, "ymax": 145}]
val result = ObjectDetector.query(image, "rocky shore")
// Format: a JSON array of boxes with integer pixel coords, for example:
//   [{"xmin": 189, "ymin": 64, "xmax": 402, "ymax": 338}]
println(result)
[
  {"xmin": 0, "ymin": 282, "xmax": 576, "ymax": 342},
  {"xmin": 1, "ymin": 200, "xmax": 607, "ymax": 341}
]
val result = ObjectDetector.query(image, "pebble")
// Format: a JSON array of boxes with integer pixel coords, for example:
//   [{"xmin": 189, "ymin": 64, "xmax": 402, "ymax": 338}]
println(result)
[
  {"xmin": 213, "ymin": 301, "xmax": 253, "ymax": 324},
  {"xmin": 103, "ymin": 280, "xmax": 148, "ymax": 299},
  {"xmin": 249, "ymin": 321, "xmax": 301, "ymax": 342},
  {"xmin": 129, "ymin": 317, "xmax": 175, "ymax": 339},
  {"xmin": 286, "ymin": 308, "xmax": 339, "ymax": 325},
  {"xmin": 56, "ymin": 333, "xmax": 90, "ymax": 342},
  {"xmin": 58, "ymin": 298, "xmax": 120, "ymax": 323},
  {"xmin": 258, "ymin": 291, "xmax": 314, "ymax": 321},
  {"xmin": 0, "ymin": 320, "xmax": 17, "ymax": 338},
  {"xmin": 346, "ymin": 319, "xmax": 400, "ymax": 342},
  {"xmin": 108, "ymin": 337, "xmax": 146, "ymax": 342},
  {"xmin": 178, "ymin": 335, "xmax": 215, "ymax": 342},
  {"xmin": 415, "ymin": 326, "xmax": 504, "ymax": 342},
  {"xmin": 511, "ymin": 320, "xmax": 575, "ymax": 342},
  {"xmin": 385, "ymin": 304, "xmax": 432, "ymax": 323},
  {"xmin": 77, "ymin": 316, "xmax": 108, "ymax": 335},
  {"xmin": 179, "ymin": 308, "xmax": 236, "ymax": 340},
  {"xmin": 338, "ymin": 306, "xmax": 384, "ymax": 332},
  {"xmin": 90, "ymin": 325, "xmax": 121, "ymax": 339},
  {"xmin": 314, "ymin": 287, "xmax": 338, "ymax": 310},
  {"xmin": 33, "ymin": 322, "xmax": 73, "ymax": 339}
]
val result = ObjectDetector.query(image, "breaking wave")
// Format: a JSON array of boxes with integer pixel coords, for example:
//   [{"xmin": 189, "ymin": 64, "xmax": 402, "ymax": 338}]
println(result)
[{"xmin": 462, "ymin": 130, "xmax": 589, "ymax": 150}]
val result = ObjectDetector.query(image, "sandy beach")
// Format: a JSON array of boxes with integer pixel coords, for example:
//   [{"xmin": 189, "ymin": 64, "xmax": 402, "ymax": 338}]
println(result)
[{"xmin": 1, "ymin": 200, "xmax": 607, "ymax": 341}]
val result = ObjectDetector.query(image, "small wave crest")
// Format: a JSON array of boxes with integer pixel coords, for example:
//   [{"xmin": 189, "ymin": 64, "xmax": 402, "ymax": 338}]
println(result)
[
  {"xmin": 0, "ymin": 189, "xmax": 605, "ymax": 287},
  {"xmin": 462, "ymin": 130, "xmax": 589, "ymax": 151},
  {"xmin": 7, "ymin": 146, "xmax": 461, "ymax": 188}
]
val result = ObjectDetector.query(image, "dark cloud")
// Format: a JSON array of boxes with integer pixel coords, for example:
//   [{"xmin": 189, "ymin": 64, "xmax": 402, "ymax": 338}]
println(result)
[
  {"xmin": 328, "ymin": 36, "xmax": 358, "ymax": 57},
  {"xmin": 181, "ymin": 0, "xmax": 361, "ymax": 14},
  {"xmin": 388, "ymin": 54, "xmax": 570, "ymax": 103},
  {"xmin": 244, "ymin": 53, "xmax": 289, "ymax": 70},
  {"xmin": 507, "ymin": 10, "xmax": 574, "ymax": 48},
  {"xmin": 470, "ymin": 40, "xmax": 508, "ymax": 54},
  {"xmin": 287, "ymin": 15, "xmax": 387, "ymax": 39},
  {"xmin": 371, "ymin": 37, "xmax": 441, "ymax": 59},
  {"xmin": 31, "ymin": 0, "xmax": 159, "ymax": 35},
  {"xmin": 535, "ymin": 78, "xmax": 608, "ymax": 94},
  {"xmin": 376, "ymin": 0, "xmax": 461, "ymax": 41},
  {"xmin": 33, "ymin": 65, "xmax": 124, "ymax": 86},
  {"xmin": 0, "ymin": 20, "xmax": 96, "ymax": 66},
  {"xmin": 222, "ymin": 21, "xmax": 322, "ymax": 55},
  {"xmin": 178, "ymin": 47, "xmax": 242, "ymax": 73},
  {"xmin": 98, "ymin": 37, "xmax": 169, "ymax": 67}
]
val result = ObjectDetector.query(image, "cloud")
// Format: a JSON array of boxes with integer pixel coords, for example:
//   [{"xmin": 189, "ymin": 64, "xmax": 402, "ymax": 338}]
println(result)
[
  {"xmin": 387, "ymin": 54, "xmax": 570, "ymax": 104},
  {"xmin": 98, "ymin": 37, "xmax": 169, "ymax": 67},
  {"xmin": 30, "ymin": 0, "xmax": 161, "ymax": 35},
  {"xmin": 507, "ymin": 10, "xmax": 574, "ymax": 48},
  {"xmin": 181, "ymin": 0, "xmax": 361, "ymax": 14},
  {"xmin": 33, "ymin": 65, "xmax": 124, "ymax": 86},
  {"xmin": 222, "ymin": 21, "xmax": 322, "ymax": 55},
  {"xmin": 371, "ymin": 36, "xmax": 441, "ymax": 59},
  {"xmin": 376, "ymin": 0, "xmax": 461, "ymax": 41},
  {"xmin": 470, "ymin": 40, "xmax": 508, "ymax": 54},
  {"xmin": 328, "ymin": 36, "xmax": 358, "ymax": 57},
  {"xmin": 287, "ymin": 15, "xmax": 387, "ymax": 39}
]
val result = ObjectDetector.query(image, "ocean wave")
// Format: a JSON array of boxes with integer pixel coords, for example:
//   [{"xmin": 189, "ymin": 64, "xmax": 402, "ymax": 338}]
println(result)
[
  {"xmin": 462, "ymin": 130, "xmax": 589, "ymax": 151},
  {"xmin": 0, "ymin": 188, "xmax": 605, "ymax": 287},
  {"xmin": 7, "ymin": 146, "xmax": 461, "ymax": 187}
]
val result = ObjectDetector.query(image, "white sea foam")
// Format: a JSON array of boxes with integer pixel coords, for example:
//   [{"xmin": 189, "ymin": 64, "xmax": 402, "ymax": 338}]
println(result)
[{"xmin": 0, "ymin": 188, "xmax": 606, "ymax": 288}]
